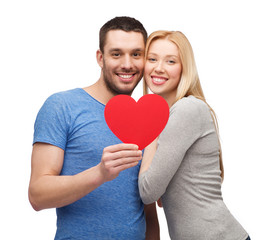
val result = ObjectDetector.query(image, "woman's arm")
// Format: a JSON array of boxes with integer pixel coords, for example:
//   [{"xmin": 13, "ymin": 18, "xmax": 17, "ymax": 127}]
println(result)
[
  {"xmin": 138, "ymin": 99, "xmax": 203, "ymax": 204},
  {"xmin": 139, "ymin": 138, "xmax": 158, "ymax": 175}
]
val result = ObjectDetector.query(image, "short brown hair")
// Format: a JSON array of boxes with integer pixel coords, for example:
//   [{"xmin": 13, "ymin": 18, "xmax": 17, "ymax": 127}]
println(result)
[{"xmin": 99, "ymin": 16, "xmax": 147, "ymax": 53}]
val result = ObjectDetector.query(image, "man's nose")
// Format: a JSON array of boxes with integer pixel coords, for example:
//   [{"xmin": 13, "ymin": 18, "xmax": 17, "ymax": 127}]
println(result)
[{"xmin": 121, "ymin": 55, "xmax": 133, "ymax": 69}]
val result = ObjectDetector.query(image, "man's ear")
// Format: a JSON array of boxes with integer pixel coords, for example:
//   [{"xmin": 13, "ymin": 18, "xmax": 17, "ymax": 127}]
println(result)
[{"xmin": 96, "ymin": 49, "xmax": 103, "ymax": 68}]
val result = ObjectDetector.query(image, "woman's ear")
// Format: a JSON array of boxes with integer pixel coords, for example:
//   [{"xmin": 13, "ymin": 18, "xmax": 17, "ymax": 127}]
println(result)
[{"xmin": 96, "ymin": 49, "xmax": 103, "ymax": 68}]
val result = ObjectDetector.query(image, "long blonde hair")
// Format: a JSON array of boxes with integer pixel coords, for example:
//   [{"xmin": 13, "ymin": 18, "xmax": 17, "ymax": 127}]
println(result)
[{"xmin": 144, "ymin": 31, "xmax": 224, "ymax": 181}]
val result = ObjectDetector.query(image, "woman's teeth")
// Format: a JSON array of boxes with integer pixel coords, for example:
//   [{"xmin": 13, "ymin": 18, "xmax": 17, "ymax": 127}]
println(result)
[{"xmin": 153, "ymin": 77, "xmax": 166, "ymax": 83}]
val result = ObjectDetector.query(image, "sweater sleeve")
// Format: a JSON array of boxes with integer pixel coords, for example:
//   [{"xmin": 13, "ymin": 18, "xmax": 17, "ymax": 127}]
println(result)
[{"xmin": 138, "ymin": 98, "xmax": 204, "ymax": 204}]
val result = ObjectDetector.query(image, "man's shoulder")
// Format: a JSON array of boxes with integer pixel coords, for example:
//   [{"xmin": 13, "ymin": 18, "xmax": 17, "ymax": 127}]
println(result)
[
  {"xmin": 49, "ymin": 88, "xmax": 81, "ymax": 100},
  {"xmin": 44, "ymin": 88, "xmax": 83, "ymax": 106}
]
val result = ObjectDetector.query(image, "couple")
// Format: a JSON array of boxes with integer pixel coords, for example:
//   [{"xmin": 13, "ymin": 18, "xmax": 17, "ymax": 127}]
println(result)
[{"xmin": 28, "ymin": 16, "xmax": 249, "ymax": 240}]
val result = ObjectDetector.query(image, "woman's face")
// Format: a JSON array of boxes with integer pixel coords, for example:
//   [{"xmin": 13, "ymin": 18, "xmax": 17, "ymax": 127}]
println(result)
[{"xmin": 144, "ymin": 39, "xmax": 182, "ymax": 102}]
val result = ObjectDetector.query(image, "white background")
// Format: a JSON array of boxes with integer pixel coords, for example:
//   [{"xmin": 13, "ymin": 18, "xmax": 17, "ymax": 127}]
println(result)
[{"xmin": 1, "ymin": 0, "xmax": 271, "ymax": 239}]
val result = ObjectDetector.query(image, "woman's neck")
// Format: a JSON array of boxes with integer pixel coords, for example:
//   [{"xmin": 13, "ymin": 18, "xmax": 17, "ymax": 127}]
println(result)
[{"xmin": 161, "ymin": 93, "xmax": 177, "ymax": 108}]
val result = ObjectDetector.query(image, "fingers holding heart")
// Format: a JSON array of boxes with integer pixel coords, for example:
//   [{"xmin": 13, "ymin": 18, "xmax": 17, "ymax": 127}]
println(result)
[
  {"xmin": 99, "ymin": 143, "xmax": 142, "ymax": 182},
  {"xmin": 103, "ymin": 150, "xmax": 142, "ymax": 167}
]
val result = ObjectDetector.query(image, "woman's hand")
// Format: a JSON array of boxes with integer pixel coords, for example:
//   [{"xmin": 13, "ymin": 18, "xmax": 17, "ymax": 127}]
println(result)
[{"xmin": 157, "ymin": 198, "xmax": 163, "ymax": 208}]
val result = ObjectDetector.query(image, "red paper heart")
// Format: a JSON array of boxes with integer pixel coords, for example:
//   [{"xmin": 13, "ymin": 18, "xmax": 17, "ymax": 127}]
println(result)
[{"xmin": 104, "ymin": 94, "xmax": 169, "ymax": 150}]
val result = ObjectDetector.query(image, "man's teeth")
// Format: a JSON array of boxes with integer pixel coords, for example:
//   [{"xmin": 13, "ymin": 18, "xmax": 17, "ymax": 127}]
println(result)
[
  {"xmin": 153, "ymin": 77, "xmax": 166, "ymax": 83},
  {"xmin": 119, "ymin": 74, "xmax": 133, "ymax": 79}
]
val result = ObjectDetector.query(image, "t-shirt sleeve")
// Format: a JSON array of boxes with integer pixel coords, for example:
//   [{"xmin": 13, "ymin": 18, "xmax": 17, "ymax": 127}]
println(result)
[
  {"xmin": 33, "ymin": 93, "xmax": 69, "ymax": 150},
  {"xmin": 139, "ymin": 99, "xmax": 204, "ymax": 204}
]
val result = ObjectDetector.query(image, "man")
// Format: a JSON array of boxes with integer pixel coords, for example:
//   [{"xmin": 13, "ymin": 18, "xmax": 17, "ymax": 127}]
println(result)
[{"xmin": 29, "ymin": 16, "xmax": 159, "ymax": 239}]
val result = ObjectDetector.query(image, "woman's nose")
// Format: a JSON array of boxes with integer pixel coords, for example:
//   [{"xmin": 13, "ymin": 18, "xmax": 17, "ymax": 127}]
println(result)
[{"xmin": 154, "ymin": 61, "xmax": 164, "ymax": 73}]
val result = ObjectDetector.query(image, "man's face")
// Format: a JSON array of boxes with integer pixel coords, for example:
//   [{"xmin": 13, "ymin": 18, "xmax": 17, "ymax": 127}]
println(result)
[{"xmin": 98, "ymin": 30, "xmax": 145, "ymax": 95}]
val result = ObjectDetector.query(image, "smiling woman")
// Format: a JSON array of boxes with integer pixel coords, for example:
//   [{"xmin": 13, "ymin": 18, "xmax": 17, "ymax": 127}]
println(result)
[
  {"xmin": 144, "ymin": 38, "xmax": 182, "ymax": 104},
  {"xmin": 138, "ymin": 30, "xmax": 250, "ymax": 240}
]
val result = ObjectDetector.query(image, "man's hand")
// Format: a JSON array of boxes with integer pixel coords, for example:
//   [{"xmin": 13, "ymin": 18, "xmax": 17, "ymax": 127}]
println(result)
[
  {"xmin": 29, "ymin": 143, "xmax": 142, "ymax": 211},
  {"xmin": 98, "ymin": 143, "xmax": 142, "ymax": 182}
]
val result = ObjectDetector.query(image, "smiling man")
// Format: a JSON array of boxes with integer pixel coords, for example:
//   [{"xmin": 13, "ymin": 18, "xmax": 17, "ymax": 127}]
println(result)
[
  {"xmin": 96, "ymin": 29, "xmax": 144, "ymax": 96},
  {"xmin": 29, "ymin": 17, "xmax": 159, "ymax": 240},
  {"xmin": 87, "ymin": 28, "xmax": 145, "ymax": 101}
]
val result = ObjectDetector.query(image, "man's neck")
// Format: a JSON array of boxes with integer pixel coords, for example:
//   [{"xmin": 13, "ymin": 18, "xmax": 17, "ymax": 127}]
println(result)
[{"xmin": 83, "ymin": 78, "xmax": 116, "ymax": 105}]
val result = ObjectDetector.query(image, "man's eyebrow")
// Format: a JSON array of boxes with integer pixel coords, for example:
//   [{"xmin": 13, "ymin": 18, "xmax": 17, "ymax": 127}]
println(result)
[
  {"xmin": 108, "ymin": 48, "xmax": 144, "ymax": 52},
  {"xmin": 133, "ymin": 48, "xmax": 144, "ymax": 52},
  {"xmin": 109, "ymin": 48, "xmax": 121, "ymax": 52}
]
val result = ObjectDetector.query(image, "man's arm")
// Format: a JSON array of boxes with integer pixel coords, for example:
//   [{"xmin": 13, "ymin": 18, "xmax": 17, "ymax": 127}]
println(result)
[
  {"xmin": 144, "ymin": 203, "xmax": 160, "ymax": 240},
  {"xmin": 28, "ymin": 142, "xmax": 142, "ymax": 211}
]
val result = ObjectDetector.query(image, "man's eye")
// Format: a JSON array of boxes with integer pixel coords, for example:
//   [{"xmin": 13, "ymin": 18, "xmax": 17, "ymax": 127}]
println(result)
[
  {"xmin": 112, "ymin": 53, "xmax": 120, "ymax": 57},
  {"xmin": 133, "ymin": 53, "xmax": 141, "ymax": 57}
]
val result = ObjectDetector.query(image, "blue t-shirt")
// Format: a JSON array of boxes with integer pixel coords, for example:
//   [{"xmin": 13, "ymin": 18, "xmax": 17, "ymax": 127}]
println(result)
[{"xmin": 33, "ymin": 88, "xmax": 146, "ymax": 240}]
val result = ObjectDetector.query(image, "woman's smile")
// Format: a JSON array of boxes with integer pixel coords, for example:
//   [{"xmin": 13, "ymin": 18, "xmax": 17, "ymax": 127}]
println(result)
[{"xmin": 151, "ymin": 76, "xmax": 168, "ymax": 85}]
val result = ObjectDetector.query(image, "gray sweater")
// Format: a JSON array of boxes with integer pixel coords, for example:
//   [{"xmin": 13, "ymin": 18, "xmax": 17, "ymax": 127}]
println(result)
[{"xmin": 139, "ymin": 96, "xmax": 248, "ymax": 240}]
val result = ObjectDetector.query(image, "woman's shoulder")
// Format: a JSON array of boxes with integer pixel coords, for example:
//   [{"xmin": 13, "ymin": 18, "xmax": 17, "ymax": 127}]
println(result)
[{"xmin": 171, "ymin": 95, "xmax": 209, "ymax": 117}]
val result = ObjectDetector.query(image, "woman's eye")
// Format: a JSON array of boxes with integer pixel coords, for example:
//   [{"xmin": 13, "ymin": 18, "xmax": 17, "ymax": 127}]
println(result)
[
  {"xmin": 148, "ymin": 58, "xmax": 156, "ymax": 62},
  {"xmin": 168, "ymin": 60, "xmax": 175, "ymax": 64}
]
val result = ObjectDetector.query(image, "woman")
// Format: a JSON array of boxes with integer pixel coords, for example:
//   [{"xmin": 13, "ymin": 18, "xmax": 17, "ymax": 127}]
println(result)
[{"xmin": 138, "ymin": 31, "xmax": 250, "ymax": 240}]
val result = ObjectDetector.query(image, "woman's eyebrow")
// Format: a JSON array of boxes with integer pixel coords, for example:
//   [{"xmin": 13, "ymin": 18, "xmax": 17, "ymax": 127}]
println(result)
[{"xmin": 147, "ymin": 52, "xmax": 179, "ymax": 58}]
